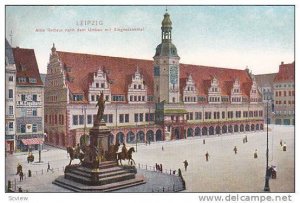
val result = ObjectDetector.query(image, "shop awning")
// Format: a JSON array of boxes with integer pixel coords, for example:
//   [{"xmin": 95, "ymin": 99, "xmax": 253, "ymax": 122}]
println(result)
[{"xmin": 21, "ymin": 138, "xmax": 43, "ymax": 145}]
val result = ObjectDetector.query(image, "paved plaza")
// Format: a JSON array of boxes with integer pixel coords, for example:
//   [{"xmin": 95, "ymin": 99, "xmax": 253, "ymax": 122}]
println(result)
[{"xmin": 5, "ymin": 125, "xmax": 294, "ymax": 192}]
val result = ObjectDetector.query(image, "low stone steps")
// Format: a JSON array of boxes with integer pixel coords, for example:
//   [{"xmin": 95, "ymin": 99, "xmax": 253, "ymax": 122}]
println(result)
[{"xmin": 53, "ymin": 175, "xmax": 145, "ymax": 192}]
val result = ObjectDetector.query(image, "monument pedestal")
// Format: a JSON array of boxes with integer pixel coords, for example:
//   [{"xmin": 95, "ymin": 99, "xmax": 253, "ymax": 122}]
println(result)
[{"xmin": 53, "ymin": 120, "xmax": 145, "ymax": 192}]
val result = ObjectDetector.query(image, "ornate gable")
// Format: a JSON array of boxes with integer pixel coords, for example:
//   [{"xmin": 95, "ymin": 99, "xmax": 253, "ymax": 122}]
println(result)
[
  {"xmin": 88, "ymin": 67, "xmax": 111, "ymax": 103},
  {"xmin": 208, "ymin": 76, "xmax": 221, "ymax": 103},
  {"xmin": 250, "ymin": 79, "xmax": 260, "ymax": 103},
  {"xmin": 128, "ymin": 67, "xmax": 147, "ymax": 103},
  {"xmin": 231, "ymin": 79, "xmax": 242, "ymax": 103},
  {"xmin": 183, "ymin": 74, "xmax": 197, "ymax": 103}
]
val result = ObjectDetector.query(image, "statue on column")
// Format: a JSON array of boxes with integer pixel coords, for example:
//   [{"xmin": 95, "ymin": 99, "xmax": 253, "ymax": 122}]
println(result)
[{"xmin": 95, "ymin": 91, "xmax": 105, "ymax": 124}]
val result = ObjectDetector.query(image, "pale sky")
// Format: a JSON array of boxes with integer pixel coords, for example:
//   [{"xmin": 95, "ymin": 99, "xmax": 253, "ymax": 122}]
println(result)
[{"xmin": 5, "ymin": 5, "xmax": 294, "ymax": 74}]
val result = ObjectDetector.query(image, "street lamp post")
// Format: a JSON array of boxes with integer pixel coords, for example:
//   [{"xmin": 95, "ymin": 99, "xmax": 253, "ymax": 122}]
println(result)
[
  {"xmin": 264, "ymin": 100, "xmax": 270, "ymax": 191},
  {"xmin": 135, "ymin": 123, "xmax": 138, "ymax": 152}
]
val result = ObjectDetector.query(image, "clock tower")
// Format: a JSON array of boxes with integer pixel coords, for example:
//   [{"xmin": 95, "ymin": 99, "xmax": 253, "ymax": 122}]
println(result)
[{"xmin": 153, "ymin": 11, "xmax": 180, "ymax": 103}]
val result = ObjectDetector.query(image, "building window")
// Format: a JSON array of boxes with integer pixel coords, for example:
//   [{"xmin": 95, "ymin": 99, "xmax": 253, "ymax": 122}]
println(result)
[
  {"xmin": 8, "ymin": 122, "xmax": 14, "ymax": 131},
  {"xmin": 21, "ymin": 94, "xmax": 26, "ymax": 101},
  {"xmin": 119, "ymin": 114, "xmax": 124, "ymax": 123},
  {"xmin": 91, "ymin": 95, "xmax": 95, "ymax": 101},
  {"xmin": 18, "ymin": 77, "xmax": 27, "ymax": 83},
  {"xmin": 140, "ymin": 113, "xmax": 143, "ymax": 122},
  {"xmin": 8, "ymin": 106, "xmax": 13, "ymax": 115},
  {"xmin": 20, "ymin": 124, "xmax": 26, "ymax": 133},
  {"xmin": 29, "ymin": 78, "xmax": 37, "ymax": 83},
  {"xmin": 73, "ymin": 95, "xmax": 83, "ymax": 101},
  {"xmin": 205, "ymin": 112, "xmax": 211, "ymax": 119},
  {"xmin": 125, "ymin": 114, "xmax": 129, "ymax": 123},
  {"xmin": 32, "ymin": 109, "xmax": 37, "ymax": 116},
  {"xmin": 101, "ymin": 83, "xmax": 105, "ymax": 88},
  {"xmin": 112, "ymin": 95, "xmax": 125, "ymax": 101},
  {"xmin": 108, "ymin": 114, "xmax": 113, "ymax": 123},
  {"xmin": 105, "ymin": 95, "xmax": 109, "ymax": 101},
  {"xmin": 195, "ymin": 112, "xmax": 202, "ymax": 120},
  {"xmin": 96, "ymin": 83, "xmax": 99, "ymax": 88},
  {"xmin": 9, "ymin": 76, "xmax": 14, "ymax": 82},
  {"xmin": 73, "ymin": 115, "xmax": 78, "ymax": 125},
  {"xmin": 32, "ymin": 124, "xmax": 37, "ymax": 133},
  {"xmin": 8, "ymin": 89, "xmax": 13, "ymax": 99},
  {"xmin": 134, "ymin": 113, "xmax": 138, "ymax": 122},
  {"xmin": 32, "ymin": 94, "xmax": 37, "ymax": 102},
  {"xmin": 87, "ymin": 115, "xmax": 92, "ymax": 124},
  {"xmin": 79, "ymin": 115, "xmax": 84, "ymax": 125}
]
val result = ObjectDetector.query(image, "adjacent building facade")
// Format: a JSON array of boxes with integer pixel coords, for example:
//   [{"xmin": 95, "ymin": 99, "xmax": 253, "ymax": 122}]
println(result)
[
  {"xmin": 5, "ymin": 39, "xmax": 17, "ymax": 153},
  {"xmin": 254, "ymin": 73, "xmax": 276, "ymax": 124},
  {"xmin": 273, "ymin": 62, "xmax": 295, "ymax": 125},
  {"xmin": 13, "ymin": 47, "xmax": 45, "ymax": 151},
  {"xmin": 44, "ymin": 12, "xmax": 264, "ymax": 148}
]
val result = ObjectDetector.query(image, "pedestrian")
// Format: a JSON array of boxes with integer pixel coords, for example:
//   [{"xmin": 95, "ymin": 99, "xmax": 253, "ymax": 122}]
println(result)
[
  {"xmin": 16, "ymin": 163, "xmax": 22, "ymax": 175},
  {"xmin": 183, "ymin": 160, "xmax": 188, "ymax": 171},
  {"xmin": 19, "ymin": 171, "xmax": 24, "ymax": 182},
  {"xmin": 162, "ymin": 146, "xmax": 164, "ymax": 151},
  {"xmin": 245, "ymin": 135, "xmax": 248, "ymax": 143},
  {"xmin": 254, "ymin": 149, "xmax": 258, "ymax": 159},
  {"xmin": 145, "ymin": 140, "xmax": 147, "ymax": 146},
  {"xmin": 280, "ymin": 139, "xmax": 283, "ymax": 147},
  {"xmin": 203, "ymin": 139, "xmax": 205, "ymax": 144},
  {"xmin": 149, "ymin": 140, "xmax": 151, "ymax": 145},
  {"xmin": 233, "ymin": 146, "xmax": 237, "ymax": 154},
  {"xmin": 155, "ymin": 163, "xmax": 158, "ymax": 171},
  {"xmin": 47, "ymin": 162, "xmax": 51, "ymax": 172},
  {"xmin": 283, "ymin": 142, "xmax": 287, "ymax": 151},
  {"xmin": 160, "ymin": 164, "xmax": 163, "ymax": 172},
  {"xmin": 205, "ymin": 151, "xmax": 209, "ymax": 162}
]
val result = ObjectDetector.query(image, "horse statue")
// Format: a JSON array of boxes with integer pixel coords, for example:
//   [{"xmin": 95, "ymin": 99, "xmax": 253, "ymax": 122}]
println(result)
[
  {"xmin": 116, "ymin": 146, "xmax": 136, "ymax": 166},
  {"xmin": 67, "ymin": 144, "xmax": 85, "ymax": 166}
]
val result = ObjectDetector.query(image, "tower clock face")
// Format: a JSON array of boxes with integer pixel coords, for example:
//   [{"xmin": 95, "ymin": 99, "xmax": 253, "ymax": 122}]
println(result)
[{"xmin": 169, "ymin": 65, "xmax": 178, "ymax": 84}]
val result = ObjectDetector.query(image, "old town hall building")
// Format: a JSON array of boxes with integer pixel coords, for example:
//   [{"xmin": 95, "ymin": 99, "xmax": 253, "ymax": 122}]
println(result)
[{"xmin": 44, "ymin": 12, "xmax": 264, "ymax": 148}]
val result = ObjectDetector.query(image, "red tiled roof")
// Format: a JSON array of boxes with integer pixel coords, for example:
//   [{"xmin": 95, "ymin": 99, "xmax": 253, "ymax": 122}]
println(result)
[
  {"xmin": 57, "ymin": 51, "xmax": 154, "ymax": 96},
  {"xmin": 13, "ymin": 48, "xmax": 43, "ymax": 86},
  {"xmin": 273, "ymin": 62, "xmax": 295, "ymax": 83},
  {"xmin": 56, "ymin": 51, "xmax": 253, "ymax": 99}
]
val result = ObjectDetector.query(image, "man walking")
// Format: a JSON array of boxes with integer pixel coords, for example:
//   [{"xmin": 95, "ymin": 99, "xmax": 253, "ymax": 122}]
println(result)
[
  {"xmin": 205, "ymin": 152, "xmax": 209, "ymax": 162},
  {"xmin": 233, "ymin": 146, "xmax": 237, "ymax": 154},
  {"xmin": 183, "ymin": 160, "xmax": 188, "ymax": 171}
]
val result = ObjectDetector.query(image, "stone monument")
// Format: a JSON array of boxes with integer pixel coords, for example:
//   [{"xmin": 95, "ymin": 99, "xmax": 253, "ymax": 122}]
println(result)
[{"xmin": 53, "ymin": 92, "xmax": 145, "ymax": 192}]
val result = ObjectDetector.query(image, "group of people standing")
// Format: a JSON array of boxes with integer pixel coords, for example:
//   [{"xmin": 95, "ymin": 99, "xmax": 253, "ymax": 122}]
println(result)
[{"xmin": 155, "ymin": 163, "xmax": 163, "ymax": 172}]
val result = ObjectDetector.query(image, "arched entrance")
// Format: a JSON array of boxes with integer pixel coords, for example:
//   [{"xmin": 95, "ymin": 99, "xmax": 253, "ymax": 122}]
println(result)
[
  {"xmin": 146, "ymin": 130, "xmax": 154, "ymax": 142},
  {"xmin": 240, "ymin": 124, "xmax": 244, "ymax": 132},
  {"xmin": 251, "ymin": 124, "xmax": 255, "ymax": 131},
  {"xmin": 209, "ymin": 126, "xmax": 214, "ymax": 135},
  {"xmin": 202, "ymin": 127, "xmax": 208, "ymax": 135},
  {"xmin": 260, "ymin": 124, "xmax": 264, "ymax": 130},
  {"xmin": 137, "ymin": 131, "xmax": 145, "ymax": 143},
  {"xmin": 234, "ymin": 125, "xmax": 239, "ymax": 132},
  {"xmin": 116, "ymin": 132, "xmax": 124, "ymax": 144},
  {"xmin": 126, "ymin": 131, "xmax": 135, "ymax": 144},
  {"xmin": 156, "ymin": 129, "xmax": 162, "ymax": 141},
  {"xmin": 187, "ymin": 128, "xmax": 194, "ymax": 137},
  {"xmin": 246, "ymin": 124, "xmax": 250, "ymax": 131},
  {"xmin": 55, "ymin": 133, "xmax": 59, "ymax": 146},
  {"xmin": 216, "ymin": 126, "xmax": 221, "ymax": 135},
  {"xmin": 195, "ymin": 127, "xmax": 201, "ymax": 136},
  {"xmin": 256, "ymin": 124, "xmax": 259, "ymax": 130},
  {"xmin": 174, "ymin": 128, "xmax": 180, "ymax": 139},
  {"xmin": 222, "ymin": 125, "xmax": 227, "ymax": 134},
  {"xmin": 228, "ymin": 125, "xmax": 233, "ymax": 133}
]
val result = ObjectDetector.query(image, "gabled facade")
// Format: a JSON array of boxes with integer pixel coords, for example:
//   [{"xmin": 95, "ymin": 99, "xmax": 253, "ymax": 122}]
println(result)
[
  {"xmin": 13, "ymin": 47, "xmax": 44, "ymax": 151},
  {"xmin": 273, "ymin": 61, "xmax": 295, "ymax": 125},
  {"xmin": 5, "ymin": 39, "xmax": 16, "ymax": 153},
  {"xmin": 44, "ymin": 11, "xmax": 264, "ymax": 148}
]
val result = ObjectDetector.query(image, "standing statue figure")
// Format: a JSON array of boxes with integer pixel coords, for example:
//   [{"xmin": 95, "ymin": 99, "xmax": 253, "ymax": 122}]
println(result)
[{"xmin": 95, "ymin": 92, "xmax": 106, "ymax": 124}]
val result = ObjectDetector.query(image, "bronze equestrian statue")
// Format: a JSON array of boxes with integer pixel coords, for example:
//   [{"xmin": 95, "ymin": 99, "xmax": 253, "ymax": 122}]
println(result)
[
  {"xmin": 67, "ymin": 144, "xmax": 84, "ymax": 166},
  {"xmin": 95, "ymin": 91, "xmax": 105, "ymax": 123},
  {"xmin": 116, "ymin": 144, "xmax": 136, "ymax": 166}
]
